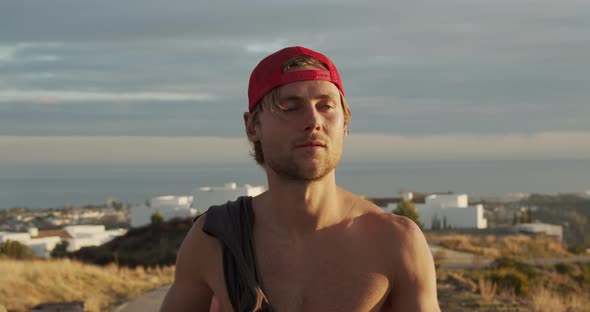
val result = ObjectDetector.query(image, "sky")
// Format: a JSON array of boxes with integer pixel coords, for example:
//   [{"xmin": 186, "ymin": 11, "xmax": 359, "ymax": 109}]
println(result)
[{"xmin": 1, "ymin": 0, "xmax": 589, "ymax": 165}]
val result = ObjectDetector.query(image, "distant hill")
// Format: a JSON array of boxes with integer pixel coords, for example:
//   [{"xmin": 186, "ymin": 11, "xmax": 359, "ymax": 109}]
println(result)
[
  {"xmin": 70, "ymin": 217, "xmax": 194, "ymax": 267},
  {"xmin": 521, "ymin": 194, "xmax": 590, "ymax": 249}
]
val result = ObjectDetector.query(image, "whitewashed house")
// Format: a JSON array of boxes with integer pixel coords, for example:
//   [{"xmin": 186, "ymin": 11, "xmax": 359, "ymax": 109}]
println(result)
[
  {"xmin": 1, "ymin": 228, "xmax": 63, "ymax": 258},
  {"xmin": 28, "ymin": 236, "xmax": 63, "ymax": 258},
  {"xmin": 191, "ymin": 182, "xmax": 266, "ymax": 211},
  {"xmin": 513, "ymin": 223, "xmax": 563, "ymax": 241},
  {"xmin": 129, "ymin": 182, "xmax": 266, "ymax": 228},
  {"xmin": 0, "ymin": 225, "xmax": 126, "ymax": 257},
  {"xmin": 388, "ymin": 193, "xmax": 487, "ymax": 230},
  {"xmin": 64, "ymin": 225, "xmax": 127, "ymax": 252},
  {"xmin": 130, "ymin": 195, "xmax": 196, "ymax": 228},
  {"xmin": 0, "ymin": 231, "xmax": 31, "ymax": 244}
]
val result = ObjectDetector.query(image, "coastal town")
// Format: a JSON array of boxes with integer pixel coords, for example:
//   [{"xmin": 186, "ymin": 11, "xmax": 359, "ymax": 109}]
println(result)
[
  {"xmin": 2, "ymin": 183, "xmax": 590, "ymax": 311},
  {"xmin": 1, "ymin": 182, "xmax": 579, "ymax": 259}
]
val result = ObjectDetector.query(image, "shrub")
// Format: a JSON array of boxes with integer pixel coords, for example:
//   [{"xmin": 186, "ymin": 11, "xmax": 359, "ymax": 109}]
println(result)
[
  {"xmin": 567, "ymin": 244, "xmax": 587, "ymax": 255},
  {"xmin": 478, "ymin": 276, "xmax": 497, "ymax": 303},
  {"xmin": 489, "ymin": 269, "xmax": 529, "ymax": 296},
  {"xmin": 0, "ymin": 240, "xmax": 35, "ymax": 259},
  {"xmin": 433, "ymin": 250, "xmax": 447, "ymax": 270},
  {"xmin": 555, "ymin": 263, "xmax": 574, "ymax": 276},
  {"xmin": 151, "ymin": 211, "xmax": 164, "ymax": 224},
  {"xmin": 70, "ymin": 217, "xmax": 192, "ymax": 268},
  {"xmin": 491, "ymin": 257, "xmax": 536, "ymax": 278},
  {"xmin": 574, "ymin": 263, "xmax": 590, "ymax": 286},
  {"xmin": 50, "ymin": 240, "xmax": 69, "ymax": 258}
]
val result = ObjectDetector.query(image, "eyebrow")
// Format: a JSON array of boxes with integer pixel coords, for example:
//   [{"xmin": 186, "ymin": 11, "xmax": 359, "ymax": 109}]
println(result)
[{"xmin": 279, "ymin": 94, "xmax": 339, "ymax": 102}]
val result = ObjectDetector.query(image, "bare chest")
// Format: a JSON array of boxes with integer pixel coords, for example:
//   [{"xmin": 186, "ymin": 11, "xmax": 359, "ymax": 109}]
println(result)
[{"xmin": 254, "ymin": 239, "xmax": 391, "ymax": 312}]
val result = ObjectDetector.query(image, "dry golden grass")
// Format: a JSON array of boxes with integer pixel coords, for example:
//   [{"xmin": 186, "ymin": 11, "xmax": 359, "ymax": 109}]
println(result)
[
  {"xmin": 0, "ymin": 259, "xmax": 174, "ymax": 312},
  {"xmin": 528, "ymin": 285, "xmax": 589, "ymax": 311},
  {"xmin": 478, "ymin": 276, "xmax": 497, "ymax": 304},
  {"xmin": 428, "ymin": 234, "xmax": 572, "ymax": 258}
]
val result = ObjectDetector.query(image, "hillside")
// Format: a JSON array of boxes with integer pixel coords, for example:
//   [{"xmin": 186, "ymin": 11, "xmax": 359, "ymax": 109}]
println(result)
[
  {"xmin": 437, "ymin": 259, "xmax": 590, "ymax": 311},
  {"xmin": 523, "ymin": 194, "xmax": 590, "ymax": 249},
  {"xmin": 427, "ymin": 233, "xmax": 573, "ymax": 258},
  {"xmin": 481, "ymin": 193, "xmax": 590, "ymax": 250},
  {"xmin": 70, "ymin": 217, "xmax": 194, "ymax": 267}
]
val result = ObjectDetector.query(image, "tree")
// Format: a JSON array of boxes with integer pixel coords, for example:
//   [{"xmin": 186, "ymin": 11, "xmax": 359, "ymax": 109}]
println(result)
[
  {"xmin": 50, "ymin": 240, "xmax": 69, "ymax": 258},
  {"xmin": 0, "ymin": 240, "xmax": 35, "ymax": 259},
  {"xmin": 512, "ymin": 212, "xmax": 519, "ymax": 225},
  {"xmin": 520, "ymin": 210, "xmax": 528, "ymax": 223},
  {"xmin": 526, "ymin": 207, "xmax": 533, "ymax": 223},
  {"xmin": 393, "ymin": 200, "xmax": 423, "ymax": 229},
  {"xmin": 431, "ymin": 213, "xmax": 441, "ymax": 230},
  {"xmin": 151, "ymin": 211, "xmax": 164, "ymax": 224}
]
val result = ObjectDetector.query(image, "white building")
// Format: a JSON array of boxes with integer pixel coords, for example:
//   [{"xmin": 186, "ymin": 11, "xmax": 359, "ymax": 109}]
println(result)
[
  {"xmin": 0, "ymin": 232, "xmax": 31, "ymax": 244},
  {"xmin": 64, "ymin": 225, "xmax": 106, "ymax": 238},
  {"xmin": 0, "ymin": 225, "xmax": 127, "ymax": 257},
  {"xmin": 388, "ymin": 193, "xmax": 487, "ymax": 230},
  {"xmin": 129, "ymin": 182, "xmax": 265, "ymax": 228},
  {"xmin": 28, "ymin": 236, "xmax": 63, "ymax": 258},
  {"xmin": 1, "ymin": 229, "xmax": 63, "ymax": 258},
  {"xmin": 130, "ymin": 195, "xmax": 197, "ymax": 228},
  {"xmin": 191, "ymin": 182, "xmax": 266, "ymax": 211},
  {"xmin": 64, "ymin": 225, "xmax": 127, "ymax": 252},
  {"xmin": 513, "ymin": 223, "xmax": 563, "ymax": 241}
]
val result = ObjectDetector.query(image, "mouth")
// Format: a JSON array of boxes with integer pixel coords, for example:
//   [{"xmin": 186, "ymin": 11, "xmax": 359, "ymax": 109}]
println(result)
[{"xmin": 295, "ymin": 141, "xmax": 326, "ymax": 149}]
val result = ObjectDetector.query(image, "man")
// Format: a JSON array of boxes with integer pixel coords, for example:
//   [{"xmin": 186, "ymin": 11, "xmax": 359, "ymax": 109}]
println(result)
[{"xmin": 161, "ymin": 46, "xmax": 439, "ymax": 311}]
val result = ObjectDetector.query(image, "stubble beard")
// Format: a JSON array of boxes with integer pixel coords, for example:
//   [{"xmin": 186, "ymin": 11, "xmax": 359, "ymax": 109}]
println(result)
[{"xmin": 265, "ymin": 145, "xmax": 342, "ymax": 181}]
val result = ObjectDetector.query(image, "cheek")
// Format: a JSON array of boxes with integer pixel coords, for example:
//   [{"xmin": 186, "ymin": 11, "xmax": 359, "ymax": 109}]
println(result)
[{"xmin": 258, "ymin": 124, "xmax": 287, "ymax": 147}]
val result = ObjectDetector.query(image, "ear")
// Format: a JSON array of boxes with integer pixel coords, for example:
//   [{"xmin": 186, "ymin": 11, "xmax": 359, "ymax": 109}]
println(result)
[
  {"xmin": 344, "ymin": 124, "xmax": 349, "ymax": 136},
  {"xmin": 244, "ymin": 112, "xmax": 260, "ymax": 143}
]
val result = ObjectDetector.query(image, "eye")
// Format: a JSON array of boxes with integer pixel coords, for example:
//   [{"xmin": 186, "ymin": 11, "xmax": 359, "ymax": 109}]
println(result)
[
  {"xmin": 277, "ymin": 98, "xmax": 303, "ymax": 112},
  {"xmin": 279, "ymin": 103, "xmax": 299, "ymax": 112},
  {"xmin": 318, "ymin": 101, "xmax": 335, "ymax": 111}
]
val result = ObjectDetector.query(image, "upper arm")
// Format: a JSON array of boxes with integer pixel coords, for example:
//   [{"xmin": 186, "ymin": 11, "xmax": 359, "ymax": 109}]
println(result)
[
  {"xmin": 160, "ymin": 215, "xmax": 215, "ymax": 311},
  {"xmin": 385, "ymin": 216, "xmax": 440, "ymax": 312}
]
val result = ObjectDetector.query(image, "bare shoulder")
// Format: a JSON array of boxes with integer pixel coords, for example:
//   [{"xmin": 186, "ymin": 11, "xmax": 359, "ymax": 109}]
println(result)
[
  {"xmin": 160, "ymin": 214, "xmax": 219, "ymax": 311},
  {"xmin": 179, "ymin": 213, "xmax": 221, "ymax": 268},
  {"xmin": 348, "ymin": 197, "xmax": 439, "ymax": 310},
  {"xmin": 354, "ymin": 199, "xmax": 430, "ymax": 263},
  {"xmin": 351, "ymin": 197, "xmax": 423, "ymax": 242}
]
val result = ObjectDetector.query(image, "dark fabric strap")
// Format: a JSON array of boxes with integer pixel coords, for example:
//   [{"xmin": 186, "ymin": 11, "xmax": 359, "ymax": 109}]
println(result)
[{"xmin": 199, "ymin": 196, "xmax": 272, "ymax": 312}]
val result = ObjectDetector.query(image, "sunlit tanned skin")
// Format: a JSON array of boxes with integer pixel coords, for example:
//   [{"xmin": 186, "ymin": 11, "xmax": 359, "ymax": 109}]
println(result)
[{"xmin": 161, "ymin": 50, "xmax": 439, "ymax": 311}]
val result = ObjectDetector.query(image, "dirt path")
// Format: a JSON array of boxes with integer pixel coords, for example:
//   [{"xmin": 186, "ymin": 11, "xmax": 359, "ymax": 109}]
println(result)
[
  {"xmin": 114, "ymin": 285, "xmax": 170, "ymax": 312},
  {"xmin": 429, "ymin": 243, "xmax": 493, "ymax": 269}
]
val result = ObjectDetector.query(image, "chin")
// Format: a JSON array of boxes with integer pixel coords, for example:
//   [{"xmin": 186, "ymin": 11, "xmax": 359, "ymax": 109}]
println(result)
[
  {"xmin": 268, "ymin": 162, "xmax": 333, "ymax": 181},
  {"xmin": 265, "ymin": 151, "xmax": 341, "ymax": 181},
  {"xmin": 293, "ymin": 162, "xmax": 337, "ymax": 181}
]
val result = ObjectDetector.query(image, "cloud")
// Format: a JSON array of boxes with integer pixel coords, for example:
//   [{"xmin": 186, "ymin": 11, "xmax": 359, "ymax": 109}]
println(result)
[
  {"xmin": 344, "ymin": 132, "xmax": 590, "ymax": 161},
  {"xmin": 0, "ymin": 136, "xmax": 252, "ymax": 164},
  {"xmin": 0, "ymin": 46, "xmax": 16, "ymax": 62},
  {"xmin": 0, "ymin": 1, "xmax": 588, "ymax": 140},
  {"xmin": 0, "ymin": 89, "xmax": 216, "ymax": 104},
  {"xmin": 2, "ymin": 132, "xmax": 589, "ymax": 165},
  {"xmin": 0, "ymin": 42, "xmax": 62, "ymax": 64},
  {"xmin": 245, "ymin": 39, "xmax": 292, "ymax": 54}
]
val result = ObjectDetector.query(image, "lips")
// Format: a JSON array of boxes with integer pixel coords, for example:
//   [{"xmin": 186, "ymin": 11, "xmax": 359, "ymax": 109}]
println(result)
[{"xmin": 295, "ymin": 141, "xmax": 326, "ymax": 148}]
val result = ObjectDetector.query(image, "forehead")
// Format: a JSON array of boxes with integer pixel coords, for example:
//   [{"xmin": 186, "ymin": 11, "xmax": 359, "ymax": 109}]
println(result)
[{"xmin": 278, "ymin": 80, "xmax": 340, "ymax": 99}]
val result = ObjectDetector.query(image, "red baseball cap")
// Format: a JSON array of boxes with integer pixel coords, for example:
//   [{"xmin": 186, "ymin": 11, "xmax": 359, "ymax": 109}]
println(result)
[{"xmin": 247, "ymin": 46, "xmax": 345, "ymax": 112}]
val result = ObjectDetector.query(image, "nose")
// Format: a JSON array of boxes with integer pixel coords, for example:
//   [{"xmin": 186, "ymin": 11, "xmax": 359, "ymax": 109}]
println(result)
[{"xmin": 303, "ymin": 105, "xmax": 321, "ymax": 132}]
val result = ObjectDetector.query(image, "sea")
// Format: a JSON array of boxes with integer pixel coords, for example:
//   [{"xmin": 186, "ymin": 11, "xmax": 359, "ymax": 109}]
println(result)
[{"xmin": 1, "ymin": 159, "xmax": 589, "ymax": 209}]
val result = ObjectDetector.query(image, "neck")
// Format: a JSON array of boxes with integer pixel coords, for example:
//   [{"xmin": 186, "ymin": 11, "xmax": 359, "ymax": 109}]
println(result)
[{"xmin": 254, "ymin": 169, "xmax": 352, "ymax": 238}]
